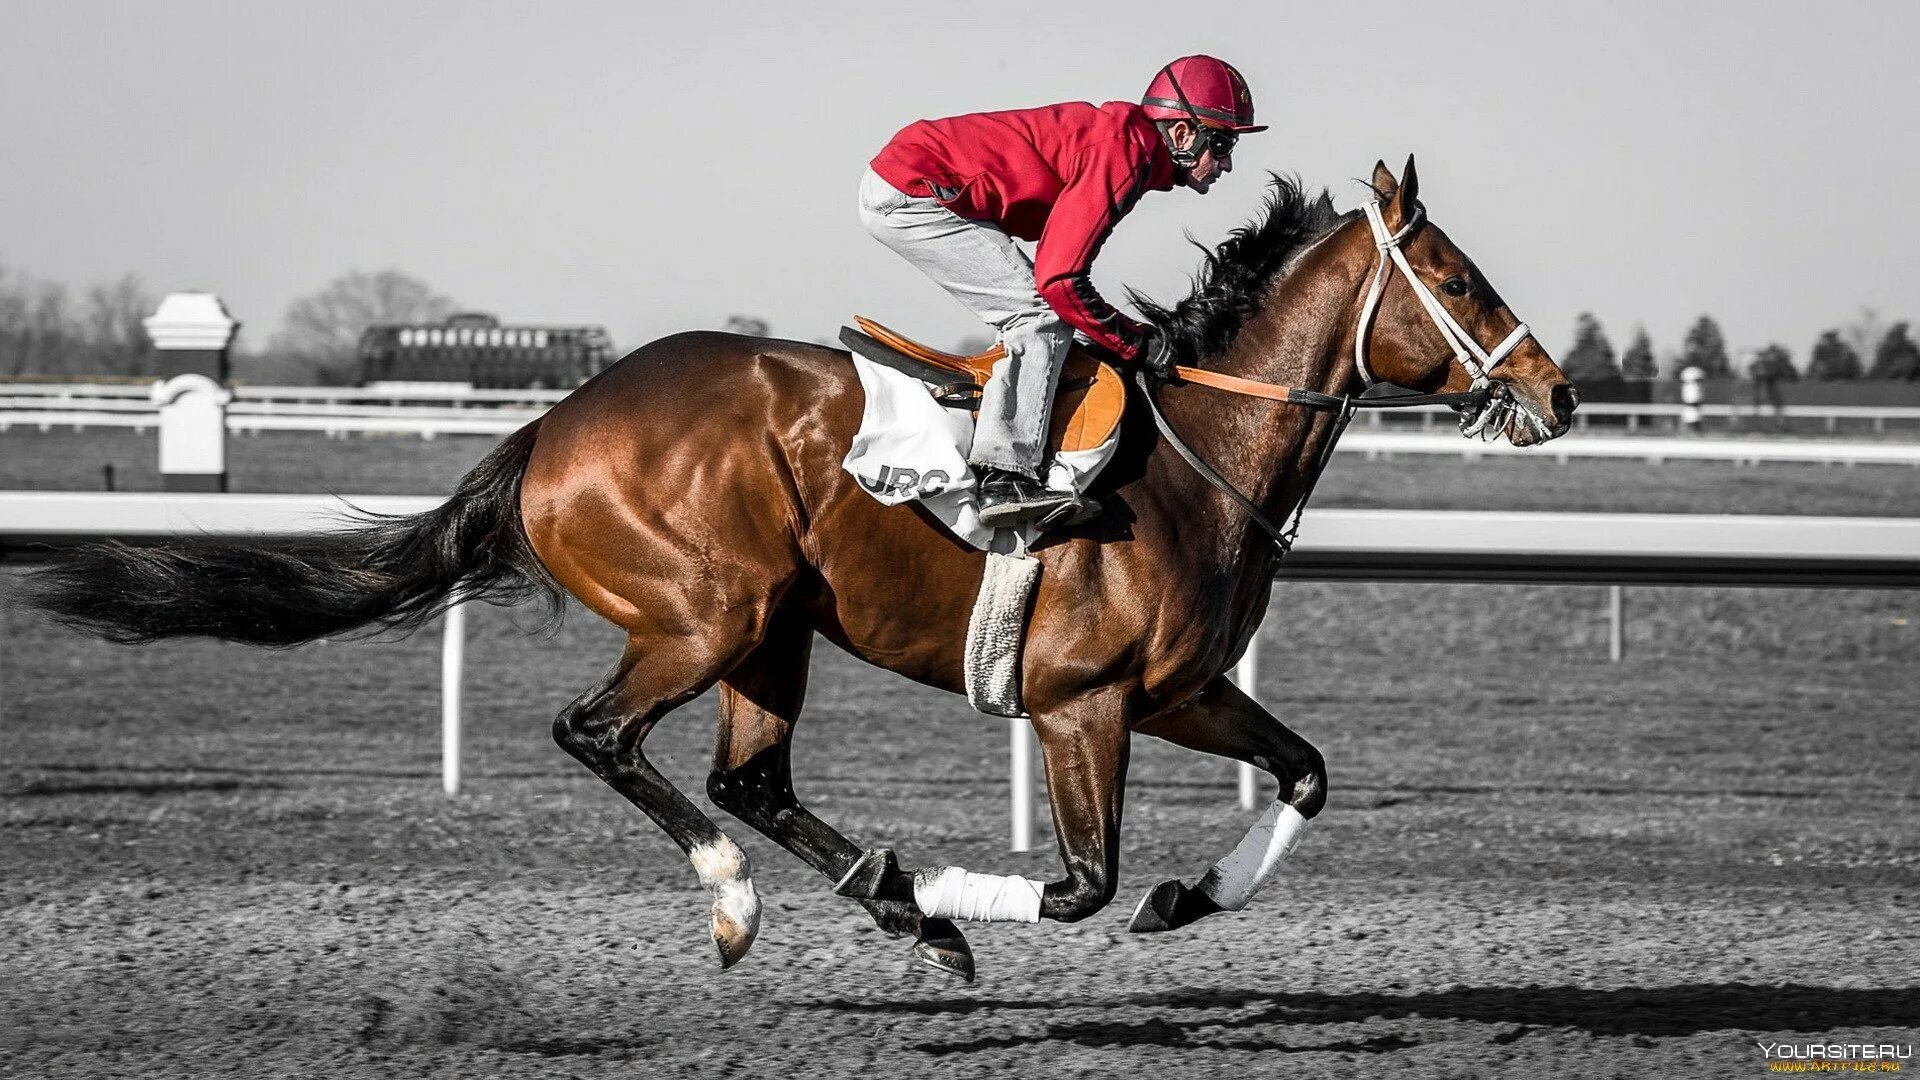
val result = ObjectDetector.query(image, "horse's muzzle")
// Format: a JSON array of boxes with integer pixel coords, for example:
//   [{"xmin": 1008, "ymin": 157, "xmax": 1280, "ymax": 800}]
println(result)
[{"xmin": 1551, "ymin": 382, "xmax": 1580, "ymax": 431}]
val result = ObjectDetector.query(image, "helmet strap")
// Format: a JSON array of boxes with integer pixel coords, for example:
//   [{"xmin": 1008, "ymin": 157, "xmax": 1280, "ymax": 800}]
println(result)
[{"xmin": 1159, "ymin": 121, "xmax": 1201, "ymax": 171}]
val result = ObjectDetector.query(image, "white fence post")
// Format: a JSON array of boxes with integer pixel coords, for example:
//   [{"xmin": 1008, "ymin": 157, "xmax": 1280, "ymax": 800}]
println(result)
[
  {"xmin": 1609, "ymin": 585, "xmax": 1625, "ymax": 662},
  {"xmin": 1009, "ymin": 718, "xmax": 1033, "ymax": 852},
  {"xmin": 1234, "ymin": 639, "xmax": 1260, "ymax": 810},
  {"xmin": 143, "ymin": 294, "xmax": 237, "ymax": 492},
  {"xmin": 442, "ymin": 601, "xmax": 467, "ymax": 796}
]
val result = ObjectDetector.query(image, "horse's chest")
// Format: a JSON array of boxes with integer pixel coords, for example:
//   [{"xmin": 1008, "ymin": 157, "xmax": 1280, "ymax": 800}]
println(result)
[{"xmin": 1141, "ymin": 577, "xmax": 1262, "ymax": 700}]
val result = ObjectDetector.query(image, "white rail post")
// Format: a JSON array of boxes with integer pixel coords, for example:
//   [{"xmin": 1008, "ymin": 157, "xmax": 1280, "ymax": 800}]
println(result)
[
  {"xmin": 144, "ymin": 293, "xmax": 237, "ymax": 493},
  {"xmin": 1234, "ymin": 638, "xmax": 1260, "ymax": 810},
  {"xmin": 1608, "ymin": 585, "xmax": 1625, "ymax": 662},
  {"xmin": 1009, "ymin": 718, "xmax": 1033, "ymax": 852},
  {"xmin": 442, "ymin": 601, "xmax": 467, "ymax": 796}
]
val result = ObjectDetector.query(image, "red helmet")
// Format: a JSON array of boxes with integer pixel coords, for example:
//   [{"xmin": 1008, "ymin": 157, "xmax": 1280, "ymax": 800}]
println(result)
[{"xmin": 1141, "ymin": 55, "xmax": 1267, "ymax": 133}]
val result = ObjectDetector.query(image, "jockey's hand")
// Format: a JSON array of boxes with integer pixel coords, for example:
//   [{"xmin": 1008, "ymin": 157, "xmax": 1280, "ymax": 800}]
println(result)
[{"xmin": 1137, "ymin": 327, "xmax": 1178, "ymax": 379}]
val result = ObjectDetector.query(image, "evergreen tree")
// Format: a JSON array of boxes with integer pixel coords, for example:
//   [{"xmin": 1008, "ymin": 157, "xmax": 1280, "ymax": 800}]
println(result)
[
  {"xmin": 1805, "ymin": 330, "xmax": 1863, "ymax": 381},
  {"xmin": 1748, "ymin": 344, "xmax": 1798, "ymax": 382},
  {"xmin": 1619, "ymin": 327, "xmax": 1658, "ymax": 381},
  {"xmin": 1560, "ymin": 312, "xmax": 1620, "ymax": 381},
  {"xmin": 1677, "ymin": 315, "xmax": 1732, "ymax": 378},
  {"xmin": 1867, "ymin": 322, "xmax": 1920, "ymax": 380}
]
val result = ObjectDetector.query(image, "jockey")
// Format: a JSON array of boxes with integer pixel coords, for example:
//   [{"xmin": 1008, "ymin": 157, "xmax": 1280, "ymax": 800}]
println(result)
[{"xmin": 860, "ymin": 55, "xmax": 1267, "ymax": 528}]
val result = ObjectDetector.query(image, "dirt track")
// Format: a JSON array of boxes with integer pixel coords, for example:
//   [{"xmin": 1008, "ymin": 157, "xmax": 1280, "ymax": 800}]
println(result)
[{"xmin": 4, "ymin": 578, "xmax": 1915, "ymax": 1079}]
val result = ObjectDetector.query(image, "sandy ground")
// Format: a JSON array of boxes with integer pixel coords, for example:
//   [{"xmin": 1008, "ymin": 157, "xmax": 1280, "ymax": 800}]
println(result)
[
  {"xmin": 4, "ymin": 578, "xmax": 1915, "ymax": 1079},
  {"xmin": 4, "ymin": 429, "xmax": 1916, "ymax": 1076}
]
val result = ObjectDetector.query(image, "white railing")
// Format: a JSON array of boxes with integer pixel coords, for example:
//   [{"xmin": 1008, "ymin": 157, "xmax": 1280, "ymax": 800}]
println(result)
[
  {"xmin": 1336, "ymin": 431, "xmax": 1920, "ymax": 466},
  {"xmin": 6, "ymin": 493, "xmax": 1916, "ymax": 839},
  {"xmin": 0, "ymin": 383, "xmax": 571, "ymax": 404},
  {"xmin": 9, "ymin": 402, "xmax": 1920, "ymax": 465},
  {"xmin": 10, "ymin": 381, "xmax": 1920, "ymax": 438}
]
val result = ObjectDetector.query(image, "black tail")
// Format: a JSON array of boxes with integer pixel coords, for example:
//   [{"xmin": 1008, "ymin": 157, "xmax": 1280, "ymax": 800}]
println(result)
[{"xmin": 25, "ymin": 422, "xmax": 562, "ymax": 647}]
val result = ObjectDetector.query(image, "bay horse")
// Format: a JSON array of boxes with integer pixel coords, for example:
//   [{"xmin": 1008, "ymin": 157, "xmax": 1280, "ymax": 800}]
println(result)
[{"xmin": 28, "ymin": 159, "xmax": 1575, "ymax": 982}]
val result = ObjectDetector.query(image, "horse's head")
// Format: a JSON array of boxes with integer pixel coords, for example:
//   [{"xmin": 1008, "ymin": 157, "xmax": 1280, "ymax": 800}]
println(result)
[{"xmin": 1349, "ymin": 156, "xmax": 1576, "ymax": 446}]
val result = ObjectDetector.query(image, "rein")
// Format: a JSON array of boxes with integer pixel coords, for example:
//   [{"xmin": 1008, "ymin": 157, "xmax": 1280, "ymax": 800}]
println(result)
[
  {"xmin": 1136, "ymin": 194, "xmax": 1534, "ymax": 558},
  {"xmin": 1134, "ymin": 369, "xmax": 1486, "ymax": 557}
]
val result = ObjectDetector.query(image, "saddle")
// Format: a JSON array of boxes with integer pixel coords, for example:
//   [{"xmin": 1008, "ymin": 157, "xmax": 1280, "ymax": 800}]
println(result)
[{"xmin": 839, "ymin": 316, "xmax": 1126, "ymax": 455}]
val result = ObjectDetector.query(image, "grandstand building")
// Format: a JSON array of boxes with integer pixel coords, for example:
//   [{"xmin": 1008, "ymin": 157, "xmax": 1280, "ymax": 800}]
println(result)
[{"xmin": 358, "ymin": 312, "xmax": 614, "ymax": 389}]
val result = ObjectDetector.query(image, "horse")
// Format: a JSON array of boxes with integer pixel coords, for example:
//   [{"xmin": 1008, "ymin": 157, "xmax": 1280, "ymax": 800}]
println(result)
[{"xmin": 27, "ymin": 158, "xmax": 1576, "ymax": 982}]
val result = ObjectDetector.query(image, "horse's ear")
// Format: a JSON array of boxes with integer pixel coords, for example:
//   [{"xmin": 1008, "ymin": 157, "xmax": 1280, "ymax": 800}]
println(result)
[
  {"xmin": 1381, "ymin": 154, "xmax": 1420, "ymax": 231},
  {"xmin": 1370, "ymin": 160, "xmax": 1397, "ymax": 200}
]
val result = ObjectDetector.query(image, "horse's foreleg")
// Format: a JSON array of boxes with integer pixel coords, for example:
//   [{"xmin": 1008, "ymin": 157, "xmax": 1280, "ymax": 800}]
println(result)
[
  {"xmin": 705, "ymin": 613, "xmax": 975, "ymax": 980},
  {"xmin": 842, "ymin": 691, "xmax": 1132, "ymax": 926},
  {"xmin": 1126, "ymin": 674, "xmax": 1327, "ymax": 933},
  {"xmin": 553, "ymin": 640, "xmax": 764, "ymax": 969}
]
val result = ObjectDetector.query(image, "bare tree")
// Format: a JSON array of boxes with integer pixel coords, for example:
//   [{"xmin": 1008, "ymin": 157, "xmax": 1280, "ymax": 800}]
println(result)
[
  {"xmin": 12, "ymin": 279, "xmax": 81, "ymax": 377},
  {"xmin": 79, "ymin": 274, "xmax": 156, "ymax": 376},
  {"xmin": 0, "ymin": 265, "xmax": 149, "ymax": 377},
  {"xmin": 1841, "ymin": 307, "xmax": 1889, "ymax": 365},
  {"xmin": 0, "ymin": 263, "xmax": 28, "ymax": 376},
  {"xmin": 267, "ymin": 269, "xmax": 458, "ymax": 384}
]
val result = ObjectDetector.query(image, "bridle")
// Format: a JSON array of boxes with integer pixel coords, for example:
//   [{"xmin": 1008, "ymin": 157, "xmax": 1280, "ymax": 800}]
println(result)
[
  {"xmin": 1352, "ymin": 199, "xmax": 1536, "ymax": 438},
  {"xmin": 1136, "ymin": 196, "xmax": 1539, "ymax": 556}
]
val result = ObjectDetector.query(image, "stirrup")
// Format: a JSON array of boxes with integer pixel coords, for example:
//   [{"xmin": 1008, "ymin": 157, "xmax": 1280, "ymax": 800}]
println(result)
[
  {"xmin": 977, "ymin": 490, "xmax": 1074, "ymax": 529},
  {"xmin": 1035, "ymin": 494, "xmax": 1101, "ymax": 531}
]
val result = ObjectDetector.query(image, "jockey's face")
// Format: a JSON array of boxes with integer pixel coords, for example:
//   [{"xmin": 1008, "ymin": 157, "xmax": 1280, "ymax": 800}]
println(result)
[
  {"xmin": 1171, "ymin": 121, "xmax": 1231, "ymax": 194},
  {"xmin": 1187, "ymin": 144, "xmax": 1230, "ymax": 193}
]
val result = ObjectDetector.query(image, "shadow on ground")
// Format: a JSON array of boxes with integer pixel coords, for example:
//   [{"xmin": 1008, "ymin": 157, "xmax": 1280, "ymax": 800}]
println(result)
[{"xmin": 802, "ymin": 984, "xmax": 1919, "ymax": 1054}]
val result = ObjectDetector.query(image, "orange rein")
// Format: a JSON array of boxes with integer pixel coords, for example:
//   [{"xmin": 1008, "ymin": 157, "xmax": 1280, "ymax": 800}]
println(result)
[{"xmin": 1164, "ymin": 365, "xmax": 1303, "ymax": 403}]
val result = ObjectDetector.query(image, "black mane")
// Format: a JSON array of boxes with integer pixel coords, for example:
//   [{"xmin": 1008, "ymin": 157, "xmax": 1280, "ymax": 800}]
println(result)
[{"xmin": 1131, "ymin": 174, "xmax": 1350, "ymax": 363}]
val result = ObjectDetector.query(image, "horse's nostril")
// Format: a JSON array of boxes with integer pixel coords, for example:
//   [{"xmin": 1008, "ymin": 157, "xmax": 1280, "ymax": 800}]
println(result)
[{"xmin": 1551, "ymin": 383, "xmax": 1579, "ymax": 425}]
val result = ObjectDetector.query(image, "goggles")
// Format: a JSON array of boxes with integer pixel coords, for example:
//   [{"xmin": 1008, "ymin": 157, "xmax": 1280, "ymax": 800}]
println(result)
[{"xmin": 1200, "ymin": 125, "xmax": 1238, "ymax": 160}]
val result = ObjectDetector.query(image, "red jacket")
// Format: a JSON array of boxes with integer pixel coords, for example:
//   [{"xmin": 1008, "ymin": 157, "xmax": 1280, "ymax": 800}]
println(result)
[{"xmin": 870, "ymin": 100, "xmax": 1177, "ymax": 360}]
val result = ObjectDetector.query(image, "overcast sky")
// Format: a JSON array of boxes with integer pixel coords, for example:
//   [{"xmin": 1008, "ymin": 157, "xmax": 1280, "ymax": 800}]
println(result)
[{"xmin": 3, "ymin": 1, "xmax": 1915, "ymax": 366}]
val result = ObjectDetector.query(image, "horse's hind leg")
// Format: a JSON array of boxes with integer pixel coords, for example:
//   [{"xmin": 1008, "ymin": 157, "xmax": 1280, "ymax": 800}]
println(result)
[
  {"xmin": 703, "ymin": 610, "xmax": 976, "ymax": 980},
  {"xmin": 553, "ymin": 639, "xmax": 765, "ymax": 969},
  {"xmin": 1126, "ymin": 673, "xmax": 1327, "ymax": 933}
]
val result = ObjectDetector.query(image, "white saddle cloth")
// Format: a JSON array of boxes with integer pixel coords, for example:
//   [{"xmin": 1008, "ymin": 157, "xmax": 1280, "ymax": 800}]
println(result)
[{"xmin": 841, "ymin": 354, "xmax": 1119, "ymax": 552}]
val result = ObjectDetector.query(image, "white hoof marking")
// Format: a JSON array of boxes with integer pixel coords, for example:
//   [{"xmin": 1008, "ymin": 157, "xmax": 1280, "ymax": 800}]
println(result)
[{"xmin": 691, "ymin": 838, "xmax": 760, "ymax": 963}]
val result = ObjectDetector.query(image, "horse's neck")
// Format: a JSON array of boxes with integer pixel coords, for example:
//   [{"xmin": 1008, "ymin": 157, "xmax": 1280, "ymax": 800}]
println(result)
[{"xmin": 1147, "ymin": 252, "xmax": 1363, "ymax": 578}]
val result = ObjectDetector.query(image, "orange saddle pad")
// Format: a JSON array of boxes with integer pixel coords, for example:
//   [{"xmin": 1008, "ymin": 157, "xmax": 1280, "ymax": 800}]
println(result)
[{"xmin": 850, "ymin": 316, "xmax": 1126, "ymax": 455}]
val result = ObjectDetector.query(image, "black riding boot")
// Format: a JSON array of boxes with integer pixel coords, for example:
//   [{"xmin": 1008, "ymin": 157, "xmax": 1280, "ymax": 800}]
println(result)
[{"xmin": 975, "ymin": 466, "xmax": 1077, "ymax": 529}]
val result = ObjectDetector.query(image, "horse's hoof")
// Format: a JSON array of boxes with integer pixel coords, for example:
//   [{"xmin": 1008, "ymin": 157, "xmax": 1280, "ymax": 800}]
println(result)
[
  {"xmin": 712, "ymin": 909, "xmax": 755, "ymax": 969},
  {"xmin": 1127, "ymin": 879, "xmax": 1181, "ymax": 932},
  {"xmin": 912, "ymin": 918, "xmax": 975, "ymax": 982},
  {"xmin": 709, "ymin": 881, "xmax": 761, "ymax": 970},
  {"xmin": 832, "ymin": 848, "xmax": 908, "ymax": 901},
  {"xmin": 1127, "ymin": 878, "xmax": 1221, "ymax": 933}
]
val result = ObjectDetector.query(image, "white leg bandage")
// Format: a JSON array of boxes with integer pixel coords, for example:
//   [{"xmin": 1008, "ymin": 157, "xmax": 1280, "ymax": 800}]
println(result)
[
  {"xmin": 1195, "ymin": 801, "xmax": 1308, "ymax": 911},
  {"xmin": 912, "ymin": 866, "xmax": 1044, "ymax": 923}
]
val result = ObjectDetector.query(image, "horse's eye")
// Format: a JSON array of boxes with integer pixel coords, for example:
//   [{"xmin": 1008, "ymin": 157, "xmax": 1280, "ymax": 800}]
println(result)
[{"xmin": 1440, "ymin": 278, "xmax": 1471, "ymax": 298}]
